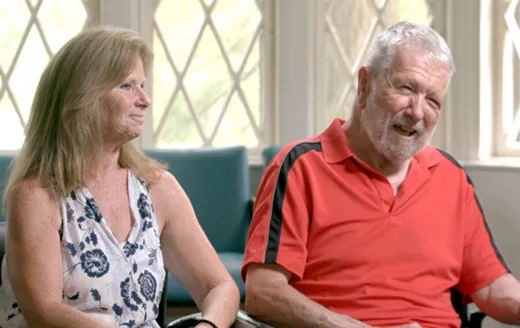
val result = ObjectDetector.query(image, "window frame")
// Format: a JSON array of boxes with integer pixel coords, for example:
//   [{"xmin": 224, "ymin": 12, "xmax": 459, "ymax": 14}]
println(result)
[
  {"xmin": 3, "ymin": 0, "xmax": 508, "ymax": 165},
  {"xmin": 258, "ymin": 0, "xmax": 489, "ymax": 164},
  {"xmin": 101, "ymin": 0, "xmax": 276, "ymax": 164},
  {"xmin": 485, "ymin": 0, "xmax": 520, "ymax": 158}
]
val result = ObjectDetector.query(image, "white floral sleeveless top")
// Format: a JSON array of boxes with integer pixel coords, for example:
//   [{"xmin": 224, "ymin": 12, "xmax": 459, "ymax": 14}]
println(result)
[{"xmin": 0, "ymin": 170, "xmax": 166, "ymax": 328}]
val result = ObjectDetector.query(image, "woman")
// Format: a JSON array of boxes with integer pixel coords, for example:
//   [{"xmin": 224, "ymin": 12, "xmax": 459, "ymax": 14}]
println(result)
[{"xmin": 0, "ymin": 26, "xmax": 239, "ymax": 328}]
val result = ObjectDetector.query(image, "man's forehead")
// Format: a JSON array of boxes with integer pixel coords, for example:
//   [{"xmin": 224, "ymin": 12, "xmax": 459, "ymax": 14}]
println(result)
[
  {"xmin": 385, "ymin": 48, "xmax": 449, "ymax": 86},
  {"xmin": 391, "ymin": 45, "xmax": 429, "ymax": 65}
]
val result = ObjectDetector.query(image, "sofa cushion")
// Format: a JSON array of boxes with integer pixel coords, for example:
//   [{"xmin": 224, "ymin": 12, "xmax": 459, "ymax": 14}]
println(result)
[
  {"xmin": 261, "ymin": 146, "xmax": 282, "ymax": 168},
  {"xmin": 145, "ymin": 147, "xmax": 250, "ymax": 253},
  {"xmin": 165, "ymin": 252, "xmax": 245, "ymax": 304},
  {"xmin": 0, "ymin": 154, "xmax": 14, "ymax": 221}
]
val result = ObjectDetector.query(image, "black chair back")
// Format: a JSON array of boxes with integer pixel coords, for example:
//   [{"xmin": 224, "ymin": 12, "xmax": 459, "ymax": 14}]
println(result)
[
  {"xmin": 451, "ymin": 287, "xmax": 469, "ymax": 327},
  {"xmin": 451, "ymin": 288, "xmax": 486, "ymax": 328}
]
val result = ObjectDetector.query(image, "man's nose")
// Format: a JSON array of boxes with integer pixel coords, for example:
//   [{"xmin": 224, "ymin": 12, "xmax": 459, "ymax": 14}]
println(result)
[{"xmin": 405, "ymin": 96, "xmax": 425, "ymax": 122}]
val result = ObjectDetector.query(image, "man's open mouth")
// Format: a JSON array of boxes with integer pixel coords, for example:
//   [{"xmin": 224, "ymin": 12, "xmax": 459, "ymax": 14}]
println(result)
[{"xmin": 393, "ymin": 124, "xmax": 416, "ymax": 136}]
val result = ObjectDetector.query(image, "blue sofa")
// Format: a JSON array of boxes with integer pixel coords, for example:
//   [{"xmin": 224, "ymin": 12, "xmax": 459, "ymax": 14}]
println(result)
[
  {"xmin": 0, "ymin": 154, "xmax": 14, "ymax": 221},
  {"xmin": 262, "ymin": 145, "xmax": 282, "ymax": 168},
  {"xmin": 145, "ymin": 146, "xmax": 251, "ymax": 304}
]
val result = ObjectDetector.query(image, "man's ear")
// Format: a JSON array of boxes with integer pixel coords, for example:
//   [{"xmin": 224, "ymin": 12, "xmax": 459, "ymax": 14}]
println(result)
[{"xmin": 357, "ymin": 66, "xmax": 371, "ymax": 110}]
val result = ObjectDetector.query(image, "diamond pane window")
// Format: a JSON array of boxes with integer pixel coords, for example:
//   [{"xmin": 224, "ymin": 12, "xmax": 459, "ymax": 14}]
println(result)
[
  {"xmin": 0, "ymin": 0, "xmax": 89, "ymax": 150},
  {"xmin": 322, "ymin": 0, "xmax": 432, "ymax": 130},
  {"xmin": 153, "ymin": 0, "xmax": 265, "ymax": 148}
]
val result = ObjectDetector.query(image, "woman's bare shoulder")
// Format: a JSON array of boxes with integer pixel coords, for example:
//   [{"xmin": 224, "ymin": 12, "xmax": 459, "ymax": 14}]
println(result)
[
  {"xmin": 10, "ymin": 178, "xmax": 56, "ymax": 202},
  {"xmin": 149, "ymin": 170, "xmax": 182, "ymax": 197},
  {"xmin": 148, "ymin": 170, "xmax": 193, "ymax": 229},
  {"xmin": 7, "ymin": 178, "xmax": 61, "ymax": 229}
]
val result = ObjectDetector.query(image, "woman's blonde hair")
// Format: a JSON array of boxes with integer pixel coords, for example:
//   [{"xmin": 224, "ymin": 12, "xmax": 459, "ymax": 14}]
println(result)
[{"xmin": 3, "ymin": 26, "xmax": 165, "ymax": 212}]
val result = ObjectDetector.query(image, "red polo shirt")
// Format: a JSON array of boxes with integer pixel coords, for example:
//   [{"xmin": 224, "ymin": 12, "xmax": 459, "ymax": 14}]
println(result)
[{"xmin": 242, "ymin": 118, "xmax": 508, "ymax": 327}]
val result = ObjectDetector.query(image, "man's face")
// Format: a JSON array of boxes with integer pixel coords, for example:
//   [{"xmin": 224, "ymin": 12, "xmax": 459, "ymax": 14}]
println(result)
[{"xmin": 360, "ymin": 46, "xmax": 450, "ymax": 163}]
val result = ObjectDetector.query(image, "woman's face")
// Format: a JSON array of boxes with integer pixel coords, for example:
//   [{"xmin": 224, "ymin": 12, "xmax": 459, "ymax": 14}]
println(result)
[{"xmin": 103, "ymin": 59, "xmax": 150, "ymax": 144}]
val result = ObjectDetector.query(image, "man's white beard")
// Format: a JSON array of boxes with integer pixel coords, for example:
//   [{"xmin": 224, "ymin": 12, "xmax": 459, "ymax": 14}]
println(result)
[{"xmin": 360, "ymin": 94, "xmax": 435, "ymax": 164}]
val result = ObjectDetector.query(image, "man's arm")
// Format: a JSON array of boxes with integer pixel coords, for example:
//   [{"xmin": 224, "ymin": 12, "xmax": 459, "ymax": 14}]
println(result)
[
  {"xmin": 245, "ymin": 263, "xmax": 371, "ymax": 328},
  {"xmin": 471, "ymin": 273, "xmax": 520, "ymax": 325}
]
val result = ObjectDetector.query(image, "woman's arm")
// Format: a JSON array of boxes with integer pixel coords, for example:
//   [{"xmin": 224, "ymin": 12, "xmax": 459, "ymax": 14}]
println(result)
[
  {"xmin": 6, "ymin": 179, "xmax": 114, "ymax": 328},
  {"xmin": 151, "ymin": 171, "xmax": 240, "ymax": 328}
]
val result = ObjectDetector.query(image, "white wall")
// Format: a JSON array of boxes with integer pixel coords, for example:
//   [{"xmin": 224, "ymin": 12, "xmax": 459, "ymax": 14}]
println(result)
[{"xmin": 464, "ymin": 165, "xmax": 520, "ymax": 328}]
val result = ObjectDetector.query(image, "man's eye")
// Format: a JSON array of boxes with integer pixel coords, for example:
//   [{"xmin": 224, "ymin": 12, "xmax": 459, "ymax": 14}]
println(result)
[
  {"xmin": 428, "ymin": 98, "xmax": 440, "ymax": 109},
  {"xmin": 400, "ymin": 85, "xmax": 412, "ymax": 91}
]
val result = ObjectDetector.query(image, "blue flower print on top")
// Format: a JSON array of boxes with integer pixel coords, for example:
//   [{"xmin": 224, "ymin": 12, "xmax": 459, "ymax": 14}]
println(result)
[
  {"xmin": 49, "ymin": 171, "xmax": 165, "ymax": 328},
  {"xmin": 66, "ymin": 203, "xmax": 75, "ymax": 223},
  {"xmin": 91, "ymin": 288, "xmax": 101, "ymax": 301},
  {"xmin": 123, "ymin": 242, "xmax": 139, "ymax": 257},
  {"xmin": 147, "ymin": 248, "xmax": 158, "ymax": 266},
  {"xmin": 138, "ymin": 270, "xmax": 157, "ymax": 302},
  {"xmin": 80, "ymin": 249, "xmax": 110, "ymax": 278},
  {"xmin": 120, "ymin": 278, "xmax": 143, "ymax": 312},
  {"xmin": 137, "ymin": 193, "xmax": 154, "ymax": 232},
  {"xmin": 85, "ymin": 198, "xmax": 102, "ymax": 222},
  {"xmin": 112, "ymin": 303, "xmax": 123, "ymax": 317},
  {"xmin": 66, "ymin": 242, "xmax": 77, "ymax": 257},
  {"xmin": 137, "ymin": 194, "xmax": 151, "ymax": 219}
]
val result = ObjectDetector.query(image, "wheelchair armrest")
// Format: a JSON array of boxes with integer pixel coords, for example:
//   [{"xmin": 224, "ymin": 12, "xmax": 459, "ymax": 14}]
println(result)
[
  {"xmin": 468, "ymin": 311, "xmax": 486, "ymax": 328},
  {"xmin": 235, "ymin": 310, "xmax": 272, "ymax": 327},
  {"xmin": 167, "ymin": 312, "xmax": 201, "ymax": 328},
  {"xmin": 167, "ymin": 310, "xmax": 272, "ymax": 328}
]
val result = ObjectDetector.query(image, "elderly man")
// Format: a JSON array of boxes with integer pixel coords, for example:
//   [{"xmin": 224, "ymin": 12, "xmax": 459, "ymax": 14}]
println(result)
[{"xmin": 241, "ymin": 22, "xmax": 520, "ymax": 328}]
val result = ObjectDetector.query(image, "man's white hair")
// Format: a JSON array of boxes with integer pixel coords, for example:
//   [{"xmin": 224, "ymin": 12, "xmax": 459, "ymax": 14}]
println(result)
[{"xmin": 366, "ymin": 21, "xmax": 455, "ymax": 81}]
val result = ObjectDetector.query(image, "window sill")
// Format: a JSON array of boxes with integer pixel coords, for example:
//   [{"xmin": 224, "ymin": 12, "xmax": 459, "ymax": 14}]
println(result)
[{"xmin": 461, "ymin": 157, "xmax": 520, "ymax": 171}]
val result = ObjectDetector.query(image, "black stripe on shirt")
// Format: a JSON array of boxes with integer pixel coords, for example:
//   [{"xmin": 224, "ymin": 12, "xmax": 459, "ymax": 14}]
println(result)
[
  {"xmin": 436, "ymin": 148, "xmax": 511, "ymax": 273},
  {"xmin": 264, "ymin": 142, "xmax": 322, "ymax": 263}
]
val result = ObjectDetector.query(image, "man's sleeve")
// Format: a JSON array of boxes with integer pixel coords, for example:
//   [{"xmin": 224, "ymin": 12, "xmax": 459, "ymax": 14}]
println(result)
[
  {"xmin": 456, "ymin": 178, "xmax": 510, "ymax": 296},
  {"xmin": 241, "ymin": 151, "xmax": 310, "ymax": 282}
]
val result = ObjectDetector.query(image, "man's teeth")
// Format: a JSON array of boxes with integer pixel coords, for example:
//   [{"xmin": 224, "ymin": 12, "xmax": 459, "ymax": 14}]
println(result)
[{"xmin": 394, "ymin": 125, "xmax": 416, "ymax": 136}]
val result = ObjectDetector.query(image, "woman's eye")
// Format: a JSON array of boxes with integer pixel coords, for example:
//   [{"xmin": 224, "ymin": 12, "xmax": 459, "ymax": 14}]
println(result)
[
  {"xmin": 120, "ymin": 83, "xmax": 132, "ymax": 90},
  {"xmin": 400, "ymin": 85, "xmax": 412, "ymax": 91}
]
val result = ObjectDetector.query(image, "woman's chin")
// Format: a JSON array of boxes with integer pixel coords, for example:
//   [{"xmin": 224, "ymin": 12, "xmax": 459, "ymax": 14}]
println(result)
[{"xmin": 127, "ymin": 128, "xmax": 143, "ymax": 140}]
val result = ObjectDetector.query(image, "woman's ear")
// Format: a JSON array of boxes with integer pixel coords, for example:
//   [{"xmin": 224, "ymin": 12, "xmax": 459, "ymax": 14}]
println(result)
[{"xmin": 357, "ymin": 66, "xmax": 372, "ymax": 110}]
